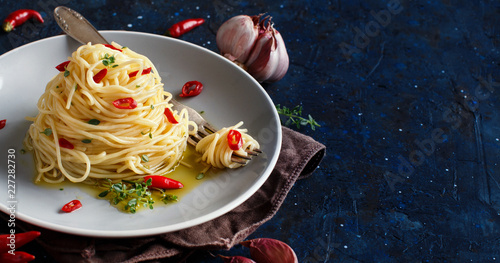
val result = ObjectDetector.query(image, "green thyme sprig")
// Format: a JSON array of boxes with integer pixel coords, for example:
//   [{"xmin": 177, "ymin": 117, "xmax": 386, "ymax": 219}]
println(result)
[
  {"xmin": 98, "ymin": 178, "xmax": 154, "ymax": 213},
  {"xmin": 276, "ymin": 104, "xmax": 320, "ymax": 131}
]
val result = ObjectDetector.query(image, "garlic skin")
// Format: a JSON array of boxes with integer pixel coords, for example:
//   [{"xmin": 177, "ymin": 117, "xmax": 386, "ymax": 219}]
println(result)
[
  {"xmin": 216, "ymin": 15, "xmax": 259, "ymax": 64},
  {"xmin": 219, "ymin": 255, "xmax": 256, "ymax": 263},
  {"xmin": 267, "ymin": 29, "xmax": 289, "ymax": 82},
  {"xmin": 240, "ymin": 238, "xmax": 298, "ymax": 263},
  {"xmin": 216, "ymin": 15, "xmax": 289, "ymax": 83}
]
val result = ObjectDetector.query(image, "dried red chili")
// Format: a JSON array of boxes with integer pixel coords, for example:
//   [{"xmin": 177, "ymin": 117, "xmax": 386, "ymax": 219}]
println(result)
[
  {"xmin": 59, "ymin": 138, "xmax": 74, "ymax": 149},
  {"xmin": 227, "ymin": 129, "xmax": 243, "ymax": 150},
  {"xmin": 61, "ymin": 200, "xmax": 82, "ymax": 213},
  {"xmin": 144, "ymin": 175, "xmax": 183, "ymax": 189},
  {"xmin": 164, "ymin": 108, "xmax": 179, "ymax": 124},
  {"xmin": 113, "ymin": 98, "xmax": 138, "ymax": 109},
  {"xmin": 165, "ymin": 18, "xmax": 205, "ymax": 38},
  {"xmin": 0, "ymin": 119, "xmax": 6, "ymax": 130},
  {"xmin": 2, "ymin": 9, "xmax": 44, "ymax": 32},
  {"xmin": 179, "ymin": 80, "xmax": 203, "ymax": 97},
  {"xmin": 104, "ymin": 44, "xmax": 122, "ymax": 52},
  {"xmin": 0, "ymin": 231, "xmax": 40, "ymax": 254},
  {"xmin": 93, "ymin": 68, "xmax": 107, "ymax": 83},
  {"xmin": 0, "ymin": 251, "xmax": 36, "ymax": 263},
  {"xmin": 128, "ymin": 67, "xmax": 152, "ymax": 78},
  {"xmin": 55, "ymin": 60, "xmax": 70, "ymax": 71}
]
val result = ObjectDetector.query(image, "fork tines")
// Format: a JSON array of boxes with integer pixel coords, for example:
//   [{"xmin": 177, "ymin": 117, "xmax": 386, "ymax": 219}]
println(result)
[
  {"xmin": 170, "ymin": 99, "xmax": 261, "ymax": 164},
  {"xmin": 191, "ymin": 125, "xmax": 261, "ymax": 164}
]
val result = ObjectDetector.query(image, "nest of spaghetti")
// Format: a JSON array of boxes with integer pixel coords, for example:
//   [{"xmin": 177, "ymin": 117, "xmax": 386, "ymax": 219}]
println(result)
[{"xmin": 24, "ymin": 43, "xmax": 194, "ymax": 184}]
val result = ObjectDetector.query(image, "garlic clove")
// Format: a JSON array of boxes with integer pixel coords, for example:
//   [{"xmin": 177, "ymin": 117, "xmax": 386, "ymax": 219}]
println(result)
[
  {"xmin": 245, "ymin": 30, "xmax": 278, "ymax": 82},
  {"xmin": 216, "ymin": 15, "xmax": 259, "ymax": 64},
  {"xmin": 244, "ymin": 18, "xmax": 289, "ymax": 83},
  {"xmin": 265, "ymin": 29, "xmax": 289, "ymax": 82},
  {"xmin": 219, "ymin": 255, "xmax": 256, "ymax": 263},
  {"xmin": 240, "ymin": 238, "xmax": 298, "ymax": 263},
  {"xmin": 216, "ymin": 14, "xmax": 289, "ymax": 83}
]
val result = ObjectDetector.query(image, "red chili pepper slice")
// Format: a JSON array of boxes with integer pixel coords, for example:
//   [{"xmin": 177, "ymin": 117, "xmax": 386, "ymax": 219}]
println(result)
[
  {"xmin": 227, "ymin": 129, "xmax": 243, "ymax": 150},
  {"xmin": 0, "ymin": 231, "xmax": 40, "ymax": 254},
  {"xmin": 61, "ymin": 199, "xmax": 82, "ymax": 213},
  {"xmin": 55, "ymin": 60, "xmax": 70, "ymax": 71},
  {"xmin": 165, "ymin": 18, "xmax": 205, "ymax": 38},
  {"xmin": 128, "ymin": 67, "xmax": 152, "ymax": 78},
  {"xmin": 164, "ymin": 108, "xmax": 179, "ymax": 124},
  {"xmin": 59, "ymin": 138, "xmax": 74, "ymax": 149},
  {"xmin": 0, "ymin": 119, "xmax": 6, "ymax": 130},
  {"xmin": 179, "ymin": 80, "xmax": 203, "ymax": 97},
  {"xmin": 0, "ymin": 251, "xmax": 35, "ymax": 262},
  {"xmin": 144, "ymin": 175, "xmax": 183, "ymax": 189},
  {"xmin": 104, "ymin": 44, "xmax": 122, "ymax": 52},
  {"xmin": 113, "ymin": 98, "xmax": 138, "ymax": 109},
  {"xmin": 2, "ymin": 9, "xmax": 44, "ymax": 32},
  {"xmin": 93, "ymin": 68, "xmax": 107, "ymax": 83}
]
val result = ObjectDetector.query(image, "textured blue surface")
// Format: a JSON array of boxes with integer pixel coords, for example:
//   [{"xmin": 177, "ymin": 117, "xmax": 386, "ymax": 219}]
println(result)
[{"xmin": 1, "ymin": 0, "xmax": 500, "ymax": 262}]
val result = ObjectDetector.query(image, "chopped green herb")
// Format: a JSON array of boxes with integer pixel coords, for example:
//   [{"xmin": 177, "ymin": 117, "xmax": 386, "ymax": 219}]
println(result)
[
  {"xmin": 98, "ymin": 179, "xmax": 154, "ymax": 213},
  {"xmin": 82, "ymin": 139, "xmax": 92, "ymax": 144},
  {"xmin": 276, "ymin": 104, "xmax": 321, "ymax": 131},
  {"xmin": 56, "ymin": 85, "xmax": 59, "ymax": 89},
  {"xmin": 141, "ymin": 154, "xmax": 149, "ymax": 162},
  {"xmin": 64, "ymin": 70, "xmax": 70, "ymax": 77},
  {"xmin": 112, "ymin": 64, "xmax": 119, "ymax": 68},
  {"xmin": 161, "ymin": 194, "xmax": 178, "ymax": 204},
  {"xmin": 196, "ymin": 173, "xmax": 205, "ymax": 180},
  {"xmin": 149, "ymin": 133, "xmax": 153, "ymax": 139},
  {"xmin": 74, "ymin": 84, "xmax": 78, "ymax": 90},
  {"xmin": 59, "ymin": 188, "xmax": 64, "ymax": 191},
  {"xmin": 20, "ymin": 149, "xmax": 26, "ymax": 154},
  {"xmin": 88, "ymin": 119, "xmax": 100, "ymax": 125},
  {"xmin": 199, "ymin": 111, "xmax": 205, "ymax": 114},
  {"xmin": 136, "ymin": 85, "xmax": 141, "ymax": 88},
  {"xmin": 41, "ymin": 128, "xmax": 52, "ymax": 136},
  {"xmin": 150, "ymin": 105, "xmax": 155, "ymax": 109},
  {"xmin": 101, "ymin": 53, "xmax": 116, "ymax": 67}
]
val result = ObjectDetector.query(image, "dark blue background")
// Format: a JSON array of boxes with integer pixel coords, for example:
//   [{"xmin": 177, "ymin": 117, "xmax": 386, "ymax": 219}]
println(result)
[{"xmin": 1, "ymin": 0, "xmax": 499, "ymax": 262}]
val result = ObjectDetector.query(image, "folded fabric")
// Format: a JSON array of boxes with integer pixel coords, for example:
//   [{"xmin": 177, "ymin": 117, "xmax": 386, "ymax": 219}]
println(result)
[{"xmin": 11, "ymin": 127, "xmax": 326, "ymax": 262}]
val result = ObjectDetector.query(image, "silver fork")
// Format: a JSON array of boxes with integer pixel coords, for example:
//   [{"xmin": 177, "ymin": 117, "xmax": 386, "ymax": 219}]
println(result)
[{"xmin": 170, "ymin": 99, "xmax": 261, "ymax": 164}]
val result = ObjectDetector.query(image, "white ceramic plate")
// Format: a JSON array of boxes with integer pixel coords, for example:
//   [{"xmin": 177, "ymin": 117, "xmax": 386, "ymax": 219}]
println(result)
[{"xmin": 0, "ymin": 31, "xmax": 281, "ymax": 237}]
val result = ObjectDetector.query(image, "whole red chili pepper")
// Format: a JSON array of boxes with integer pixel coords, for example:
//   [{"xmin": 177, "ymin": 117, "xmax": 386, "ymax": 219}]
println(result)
[
  {"xmin": 0, "ymin": 231, "xmax": 40, "ymax": 254},
  {"xmin": 55, "ymin": 60, "xmax": 70, "ymax": 72},
  {"xmin": 164, "ymin": 108, "xmax": 178, "ymax": 124},
  {"xmin": 58, "ymin": 138, "xmax": 74, "ymax": 149},
  {"xmin": 2, "ymin": 9, "xmax": 44, "ymax": 32},
  {"xmin": 104, "ymin": 44, "xmax": 122, "ymax": 52},
  {"xmin": 227, "ymin": 129, "xmax": 243, "ymax": 150},
  {"xmin": 165, "ymin": 18, "xmax": 205, "ymax": 38},
  {"xmin": 0, "ymin": 251, "xmax": 35, "ymax": 262},
  {"xmin": 93, "ymin": 68, "xmax": 107, "ymax": 83},
  {"xmin": 61, "ymin": 199, "xmax": 82, "ymax": 213},
  {"xmin": 144, "ymin": 175, "xmax": 183, "ymax": 189},
  {"xmin": 179, "ymin": 80, "xmax": 203, "ymax": 97},
  {"xmin": 128, "ymin": 67, "xmax": 152, "ymax": 78},
  {"xmin": 113, "ymin": 98, "xmax": 138, "ymax": 109},
  {"xmin": 0, "ymin": 119, "xmax": 6, "ymax": 130}
]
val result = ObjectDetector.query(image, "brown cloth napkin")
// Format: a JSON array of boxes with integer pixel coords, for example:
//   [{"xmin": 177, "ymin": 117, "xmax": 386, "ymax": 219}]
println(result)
[{"xmin": 17, "ymin": 127, "xmax": 326, "ymax": 262}]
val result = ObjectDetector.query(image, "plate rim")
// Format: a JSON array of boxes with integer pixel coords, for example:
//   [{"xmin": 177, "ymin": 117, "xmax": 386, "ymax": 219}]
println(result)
[{"xmin": 0, "ymin": 30, "xmax": 282, "ymax": 237}]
